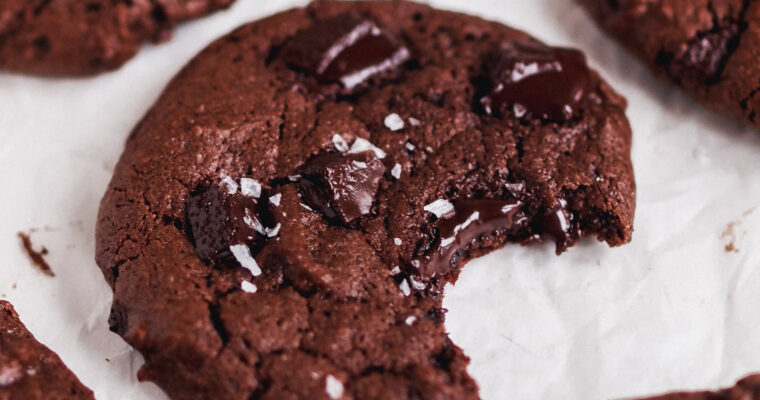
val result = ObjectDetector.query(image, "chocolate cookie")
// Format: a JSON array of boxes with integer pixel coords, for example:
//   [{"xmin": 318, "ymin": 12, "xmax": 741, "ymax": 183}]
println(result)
[
  {"xmin": 0, "ymin": 0, "xmax": 234, "ymax": 76},
  {"xmin": 640, "ymin": 374, "xmax": 760, "ymax": 399},
  {"xmin": 579, "ymin": 0, "xmax": 760, "ymax": 129},
  {"xmin": 0, "ymin": 301, "xmax": 93, "ymax": 399},
  {"xmin": 95, "ymin": 1, "xmax": 635, "ymax": 398}
]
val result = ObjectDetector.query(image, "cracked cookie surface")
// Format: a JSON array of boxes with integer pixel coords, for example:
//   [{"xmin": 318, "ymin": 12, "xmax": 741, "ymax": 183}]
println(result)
[
  {"xmin": 0, "ymin": 0, "xmax": 234, "ymax": 76},
  {"xmin": 95, "ymin": 1, "xmax": 635, "ymax": 398},
  {"xmin": 579, "ymin": 0, "xmax": 760, "ymax": 129},
  {"xmin": 0, "ymin": 301, "xmax": 93, "ymax": 400}
]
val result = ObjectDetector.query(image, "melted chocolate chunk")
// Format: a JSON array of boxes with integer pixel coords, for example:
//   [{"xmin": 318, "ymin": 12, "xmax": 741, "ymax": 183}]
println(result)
[
  {"xmin": 279, "ymin": 14, "xmax": 410, "ymax": 90},
  {"xmin": 187, "ymin": 178, "xmax": 266, "ymax": 262},
  {"xmin": 415, "ymin": 199, "xmax": 526, "ymax": 278},
  {"xmin": 665, "ymin": 23, "xmax": 741, "ymax": 84},
  {"xmin": 479, "ymin": 40, "xmax": 592, "ymax": 121},
  {"xmin": 298, "ymin": 151, "xmax": 386, "ymax": 224},
  {"xmin": 539, "ymin": 199, "xmax": 579, "ymax": 254}
]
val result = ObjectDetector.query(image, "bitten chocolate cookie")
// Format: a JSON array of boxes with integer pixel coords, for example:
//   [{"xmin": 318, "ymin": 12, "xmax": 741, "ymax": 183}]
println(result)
[
  {"xmin": 95, "ymin": 1, "xmax": 635, "ymax": 398},
  {"xmin": 579, "ymin": 0, "xmax": 760, "ymax": 129},
  {"xmin": 640, "ymin": 374, "xmax": 760, "ymax": 400},
  {"xmin": 0, "ymin": 0, "xmax": 234, "ymax": 76},
  {"xmin": 0, "ymin": 301, "xmax": 93, "ymax": 399}
]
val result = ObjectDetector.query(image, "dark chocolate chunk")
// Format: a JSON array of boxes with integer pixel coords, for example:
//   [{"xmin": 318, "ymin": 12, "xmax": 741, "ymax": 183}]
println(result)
[
  {"xmin": 415, "ymin": 199, "xmax": 526, "ymax": 278},
  {"xmin": 279, "ymin": 14, "xmax": 410, "ymax": 90},
  {"xmin": 479, "ymin": 40, "xmax": 592, "ymax": 121},
  {"xmin": 298, "ymin": 151, "xmax": 386, "ymax": 224},
  {"xmin": 666, "ymin": 23, "xmax": 741, "ymax": 84},
  {"xmin": 186, "ymin": 178, "xmax": 266, "ymax": 262},
  {"xmin": 539, "ymin": 199, "xmax": 579, "ymax": 254}
]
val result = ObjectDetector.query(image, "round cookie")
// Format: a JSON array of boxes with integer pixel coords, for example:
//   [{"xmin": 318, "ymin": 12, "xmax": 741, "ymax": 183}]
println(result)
[
  {"xmin": 579, "ymin": 0, "xmax": 760, "ymax": 129},
  {"xmin": 0, "ymin": 0, "xmax": 234, "ymax": 76},
  {"xmin": 95, "ymin": 1, "xmax": 636, "ymax": 399}
]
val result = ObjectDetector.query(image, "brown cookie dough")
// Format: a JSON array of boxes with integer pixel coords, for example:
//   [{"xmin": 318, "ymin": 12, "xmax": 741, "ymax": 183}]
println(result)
[
  {"xmin": 0, "ymin": 301, "xmax": 93, "ymax": 399},
  {"xmin": 579, "ymin": 0, "xmax": 760, "ymax": 129},
  {"xmin": 0, "ymin": 0, "xmax": 234, "ymax": 76},
  {"xmin": 95, "ymin": 1, "xmax": 636, "ymax": 398}
]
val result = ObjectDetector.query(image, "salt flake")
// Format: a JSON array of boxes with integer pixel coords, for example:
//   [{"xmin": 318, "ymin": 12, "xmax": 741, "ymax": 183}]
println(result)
[
  {"xmin": 391, "ymin": 163, "xmax": 402, "ymax": 180},
  {"xmin": 384, "ymin": 113, "xmax": 405, "ymax": 131},
  {"xmin": 332, "ymin": 134, "xmax": 349, "ymax": 152},
  {"xmin": 325, "ymin": 375, "xmax": 344, "ymax": 399},
  {"xmin": 266, "ymin": 223, "xmax": 281, "ymax": 238},
  {"xmin": 240, "ymin": 178, "xmax": 262, "ymax": 198},
  {"xmin": 399, "ymin": 279, "xmax": 411, "ymax": 296},
  {"xmin": 221, "ymin": 176, "xmax": 238, "ymax": 194},
  {"xmin": 394, "ymin": 238, "xmax": 402, "ymax": 246},
  {"xmin": 405, "ymin": 316, "xmax": 417, "ymax": 325},
  {"xmin": 241, "ymin": 281, "xmax": 257, "ymax": 293},
  {"xmin": 229, "ymin": 244, "xmax": 261, "ymax": 276},
  {"xmin": 349, "ymin": 138, "xmax": 386, "ymax": 159},
  {"xmin": 269, "ymin": 193, "xmax": 282, "ymax": 206},
  {"xmin": 424, "ymin": 199, "xmax": 454, "ymax": 218}
]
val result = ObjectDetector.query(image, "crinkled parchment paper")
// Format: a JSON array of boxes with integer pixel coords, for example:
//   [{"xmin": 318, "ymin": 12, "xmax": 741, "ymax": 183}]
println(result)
[{"xmin": 1, "ymin": 1, "xmax": 759, "ymax": 399}]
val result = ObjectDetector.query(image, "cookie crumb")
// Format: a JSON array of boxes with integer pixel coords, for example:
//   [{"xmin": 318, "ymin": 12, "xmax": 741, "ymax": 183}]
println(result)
[
  {"xmin": 384, "ymin": 113, "xmax": 405, "ymax": 131},
  {"xmin": 17, "ymin": 233, "xmax": 54, "ymax": 277}
]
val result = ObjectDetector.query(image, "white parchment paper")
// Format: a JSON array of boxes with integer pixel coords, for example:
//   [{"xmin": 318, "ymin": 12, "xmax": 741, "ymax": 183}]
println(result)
[{"xmin": 1, "ymin": 1, "xmax": 759, "ymax": 399}]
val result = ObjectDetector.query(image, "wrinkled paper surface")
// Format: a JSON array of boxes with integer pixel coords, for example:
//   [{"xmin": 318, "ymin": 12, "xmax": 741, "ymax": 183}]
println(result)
[{"xmin": 1, "ymin": 1, "xmax": 759, "ymax": 399}]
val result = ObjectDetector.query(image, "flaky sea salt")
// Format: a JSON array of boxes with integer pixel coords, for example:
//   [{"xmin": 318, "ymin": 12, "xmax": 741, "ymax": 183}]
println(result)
[
  {"xmin": 394, "ymin": 238, "xmax": 402, "ymax": 246},
  {"xmin": 391, "ymin": 163, "xmax": 402, "ymax": 179},
  {"xmin": 405, "ymin": 142, "xmax": 416, "ymax": 152},
  {"xmin": 332, "ymin": 134, "xmax": 349, "ymax": 152},
  {"xmin": 409, "ymin": 276, "xmax": 426, "ymax": 291},
  {"xmin": 349, "ymin": 138, "xmax": 386, "ymax": 159},
  {"xmin": 352, "ymin": 161, "xmax": 368, "ymax": 168},
  {"xmin": 243, "ymin": 215, "xmax": 267, "ymax": 235},
  {"xmin": 229, "ymin": 244, "xmax": 261, "ymax": 276},
  {"xmin": 240, "ymin": 178, "xmax": 261, "ymax": 198},
  {"xmin": 266, "ymin": 223, "xmax": 281, "ymax": 238},
  {"xmin": 424, "ymin": 199, "xmax": 454, "ymax": 218},
  {"xmin": 240, "ymin": 281, "xmax": 257, "ymax": 294},
  {"xmin": 398, "ymin": 279, "xmax": 411, "ymax": 296},
  {"xmin": 269, "ymin": 193, "xmax": 282, "ymax": 206},
  {"xmin": 390, "ymin": 266, "xmax": 401, "ymax": 275},
  {"xmin": 408, "ymin": 117, "xmax": 420, "ymax": 126},
  {"xmin": 325, "ymin": 375, "xmax": 344, "ymax": 399},
  {"xmin": 221, "ymin": 176, "xmax": 238, "ymax": 194},
  {"xmin": 405, "ymin": 316, "xmax": 417, "ymax": 326},
  {"xmin": 384, "ymin": 113, "xmax": 405, "ymax": 131}
]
